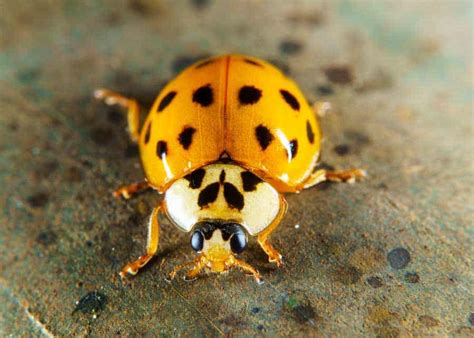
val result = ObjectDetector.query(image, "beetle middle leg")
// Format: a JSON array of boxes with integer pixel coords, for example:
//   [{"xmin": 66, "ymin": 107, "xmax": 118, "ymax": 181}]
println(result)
[
  {"xmin": 301, "ymin": 168, "xmax": 367, "ymax": 190},
  {"xmin": 94, "ymin": 88, "xmax": 141, "ymax": 142},
  {"xmin": 113, "ymin": 181, "xmax": 151, "ymax": 199},
  {"xmin": 120, "ymin": 204, "xmax": 161, "ymax": 278}
]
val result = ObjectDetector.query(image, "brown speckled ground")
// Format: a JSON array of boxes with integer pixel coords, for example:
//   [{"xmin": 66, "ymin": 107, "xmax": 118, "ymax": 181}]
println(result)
[{"xmin": 0, "ymin": 0, "xmax": 473, "ymax": 336}]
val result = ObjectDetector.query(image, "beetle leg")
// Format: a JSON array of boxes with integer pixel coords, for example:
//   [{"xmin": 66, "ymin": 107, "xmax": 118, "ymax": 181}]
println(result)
[
  {"xmin": 113, "ymin": 181, "xmax": 151, "ymax": 199},
  {"xmin": 120, "ymin": 205, "xmax": 161, "ymax": 278},
  {"xmin": 311, "ymin": 101, "xmax": 331, "ymax": 117},
  {"xmin": 257, "ymin": 195, "xmax": 287, "ymax": 267},
  {"xmin": 228, "ymin": 256, "xmax": 262, "ymax": 283},
  {"xmin": 94, "ymin": 88, "xmax": 141, "ymax": 143},
  {"xmin": 168, "ymin": 255, "xmax": 207, "ymax": 281},
  {"xmin": 302, "ymin": 168, "xmax": 367, "ymax": 190}
]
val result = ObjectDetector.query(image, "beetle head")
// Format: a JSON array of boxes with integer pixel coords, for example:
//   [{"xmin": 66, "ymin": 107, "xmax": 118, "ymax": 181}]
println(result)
[{"xmin": 190, "ymin": 220, "xmax": 247, "ymax": 272}]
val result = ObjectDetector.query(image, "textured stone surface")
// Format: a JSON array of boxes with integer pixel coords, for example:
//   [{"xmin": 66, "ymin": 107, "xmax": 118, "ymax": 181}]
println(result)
[{"xmin": 0, "ymin": 0, "xmax": 472, "ymax": 336}]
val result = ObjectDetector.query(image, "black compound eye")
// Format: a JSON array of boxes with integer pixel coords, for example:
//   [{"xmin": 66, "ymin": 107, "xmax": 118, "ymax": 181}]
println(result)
[
  {"xmin": 190, "ymin": 230, "xmax": 204, "ymax": 252},
  {"xmin": 230, "ymin": 231, "xmax": 247, "ymax": 254}
]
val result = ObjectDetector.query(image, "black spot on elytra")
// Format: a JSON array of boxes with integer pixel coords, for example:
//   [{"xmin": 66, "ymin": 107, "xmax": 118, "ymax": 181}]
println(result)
[
  {"xmin": 219, "ymin": 170, "xmax": 226, "ymax": 184},
  {"xmin": 366, "ymin": 276, "xmax": 383, "ymax": 288},
  {"xmin": 387, "ymin": 247, "xmax": 411, "ymax": 269},
  {"xmin": 279, "ymin": 40, "xmax": 303, "ymax": 55},
  {"xmin": 27, "ymin": 192, "xmax": 49, "ymax": 208},
  {"xmin": 316, "ymin": 84, "xmax": 334, "ymax": 96},
  {"xmin": 192, "ymin": 84, "xmax": 213, "ymax": 107},
  {"xmin": 36, "ymin": 230, "xmax": 57, "ymax": 247},
  {"xmin": 404, "ymin": 272, "xmax": 420, "ymax": 283},
  {"xmin": 243, "ymin": 58, "xmax": 263, "ymax": 67},
  {"xmin": 156, "ymin": 141, "xmax": 167, "ymax": 159},
  {"xmin": 73, "ymin": 291, "xmax": 107, "ymax": 315},
  {"xmin": 323, "ymin": 65, "xmax": 353, "ymax": 84},
  {"xmin": 178, "ymin": 127, "xmax": 196, "ymax": 150},
  {"xmin": 280, "ymin": 89, "xmax": 300, "ymax": 111},
  {"xmin": 157, "ymin": 91, "xmax": 177, "ymax": 112},
  {"xmin": 195, "ymin": 59, "xmax": 214, "ymax": 68},
  {"xmin": 255, "ymin": 125, "xmax": 274, "ymax": 150},
  {"xmin": 241, "ymin": 171, "xmax": 263, "ymax": 191},
  {"xmin": 184, "ymin": 168, "xmax": 206, "ymax": 189},
  {"xmin": 224, "ymin": 183, "xmax": 244, "ymax": 210},
  {"xmin": 306, "ymin": 121, "xmax": 315, "ymax": 144},
  {"xmin": 144, "ymin": 121, "xmax": 152, "ymax": 144},
  {"xmin": 334, "ymin": 144, "xmax": 350, "ymax": 156},
  {"xmin": 238, "ymin": 86, "xmax": 262, "ymax": 105},
  {"xmin": 288, "ymin": 139, "xmax": 298, "ymax": 160},
  {"xmin": 198, "ymin": 183, "xmax": 220, "ymax": 208}
]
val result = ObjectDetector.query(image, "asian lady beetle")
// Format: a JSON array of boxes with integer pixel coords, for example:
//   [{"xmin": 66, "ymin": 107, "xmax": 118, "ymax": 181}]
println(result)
[{"xmin": 95, "ymin": 54, "xmax": 366, "ymax": 283}]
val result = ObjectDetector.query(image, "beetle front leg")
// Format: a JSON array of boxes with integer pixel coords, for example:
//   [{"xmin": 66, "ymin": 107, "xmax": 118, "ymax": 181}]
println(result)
[
  {"xmin": 257, "ymin": 195, "xmax": 287, "ymax": 267},
  {"xmin": 120, "ymin": 205, "xmax": 161, "ymax": 278},
  {"xmin": 168, "ymin": 255, "xmax": 207, "ymax": 281},
  {"xmin": 113, "ymin": 181, "xmax": 151, "ymax": 199},
  {"xmin": 94, "ymin": 88, "xmax": 141, "ymax": 143}
]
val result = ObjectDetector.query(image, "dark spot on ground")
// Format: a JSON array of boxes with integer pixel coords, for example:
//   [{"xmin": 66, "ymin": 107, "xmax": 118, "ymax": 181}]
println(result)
[
  {"xmin": 172, "ymin": 54, "xmax": 211, "ymax": 74},
  {"xmin": 251, "ymin": 307, "xmax": 260, "ymax": 314},
  {"xmin": 366, "ymin": 276, "xmax": 383, "ymax": 288},
  {"xmin": 279, "ymin": 40, "xmax": 303, "ymax": 55},
  {"xmin": 387, "ymin": 247, "xmax": 411, "ymax": 269},
  {"xmin": 105, "ymin": 11, "xmax": 122, "ymax": 25},
  {"xmin": 267, "ymin": 58, "xmax": 290, "ymax": 75},
  {"xmin": 257, "ymin": 324, "xmax": 264, "ymax": 331},
  {"xmin": 32, "ymin": 160, "xmax": 58, "ymax": 181},
  {"xmin": 124, "ymin": 143, "xmax": 139, "ymax": 158},
  {"xmin": 191, "ymin": 0, "xmax": 211, "ymax": 10},
  {"xmin": 419, "ymin": 315, "xmax": 439, "ymax": 327},
  {"xmin": 323, "ymin": 65, "xmax": 353, "ymax": 84},
  {"xmin": 73, "ymin": 291, "xmax": 107, "ymax": 315},
  {"xmin": 316, "ymin": 84, "xmax": 334, "ymax": 96},
  {"xmin": 90, "ymin": 127, "xmax": 115, "ymax": 145},
  {"xmin": 334, "ymin": 266, "xmax": 362, "ymax": 285},
  {"xmin": 17, "ymin": 68, "xmax": 40, "ymax": 84},
  {"xmin": 377, "ymin": 183, "xmax": 389, "ymax": 190},
  {"xmin": 404, "ymin": 272, "xmax": 420, "ymax": 283},
  {"xmin": 468, "ymin": 313, "xmax": 474, "ymax": 326},
  {"xmin": 85, "ymin": 240, "xmax": 93, "ymax": 248},
  {"xmin": 64, "ymin": 166, "xmax": 82, "ymax": 183},
  {"xmin": 292, "ymin": 304, "xmax": 318, "ymax": 325},
  {"xmin": 344, "ymin": 130, "xmax": 371, "ymax": 146},
  {"xmin": 287, "ymin": 10, "xmax": 324, "ymax": 26},
  {"xmin": 36, "ymin": 230, "xmax": 57, "ymax": 247},
  {"xmin": 334, "ymin": 144, "xmax": 350, "ymax": 156},
  {"xmin": 8, "ymin": 121, "xmax": 19, "ymax": 131},
  {"xmin": 127, "ymin": 213, "xmax": 144, "ymax": 228},
  {"xmin": 106, "ymin": 107, "xmax": 123, "ymax": 124},
  {"xmin": 27, "ymin": 192, "xmax": 49, "ymax": 208},
  {"xmin": 220, "ymin": 314, "xmax": 247, "ymax": 331},
  {"xmin": 128, "ymin": 0, "xmax": 160, "ymax": 16}
]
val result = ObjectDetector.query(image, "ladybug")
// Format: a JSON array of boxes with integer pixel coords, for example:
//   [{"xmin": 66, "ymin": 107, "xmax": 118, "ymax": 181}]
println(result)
[{"xmin": 95, "ymin": 54, "xmax": 366, "ymax": 283}]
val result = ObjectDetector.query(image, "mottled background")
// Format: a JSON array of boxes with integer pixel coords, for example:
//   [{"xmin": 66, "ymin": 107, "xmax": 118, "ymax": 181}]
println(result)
[{"xmin": 0, "ymin": 0, "xmax": 473, "ymax": 336}]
